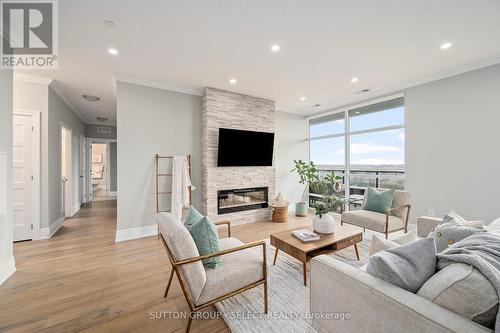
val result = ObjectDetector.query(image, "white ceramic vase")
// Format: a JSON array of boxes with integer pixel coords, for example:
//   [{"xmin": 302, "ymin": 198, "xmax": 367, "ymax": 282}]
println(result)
[{"xmin": 313, "ymin": 213, "xmax": 336, "ymax": 234}]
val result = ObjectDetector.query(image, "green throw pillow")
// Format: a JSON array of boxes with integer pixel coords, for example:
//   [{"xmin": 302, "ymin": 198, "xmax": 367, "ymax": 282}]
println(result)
[
  {"xmin": 184, "ymin": 206, "xmax": 204, "ymax": 228},
  {"xmin": 363, "ymin": 188, "xmax": 395, "ymax": 214},
  {"xmin": 186, "ymin": 216, "xmax": 220, "ymax": 268}
]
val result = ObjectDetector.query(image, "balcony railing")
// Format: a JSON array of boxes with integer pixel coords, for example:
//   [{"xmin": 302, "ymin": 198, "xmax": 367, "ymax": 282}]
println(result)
[{"xmin": 309, "ymin": 168, "xmax": 405, "ymax": 211}]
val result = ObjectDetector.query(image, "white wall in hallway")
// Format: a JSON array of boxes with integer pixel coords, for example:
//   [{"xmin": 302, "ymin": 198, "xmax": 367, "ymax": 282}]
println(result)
[
  {"xmin": 0, "ymin": 69, "xmax": 15, "ymax": 285},
  {"xmin": 116, "ymin": 81, "xmax": 202, "ymax": 239},
  {"xmin": 13, "ymin": 79, "xmax": 85, "ymax": 232}
]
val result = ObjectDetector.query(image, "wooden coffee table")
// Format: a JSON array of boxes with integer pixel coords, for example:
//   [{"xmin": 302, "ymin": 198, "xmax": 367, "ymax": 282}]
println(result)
[{"xmin": 270, "ymin": 224, "xmax": 363, "ymax": 286}]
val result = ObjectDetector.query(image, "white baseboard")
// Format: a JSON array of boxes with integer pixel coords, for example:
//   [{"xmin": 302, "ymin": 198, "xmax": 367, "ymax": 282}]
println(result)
[
  {"xmin": 39, "ymin": 216, "xmax": 65, "ymax": 239},
  {"xmin": 115, "ymin": 224, "xmax": 157, "ymax": 243},
  {"xmin": 108, "ymin": 191, "xmax": 117, "ymax": 196},
  {"xmin": 71, "ymin": 204, "xmax": 81, "ymax": 217},
  {"xmin": 0, "ymin": 256, "xmax": 16, "ymax": 286}
]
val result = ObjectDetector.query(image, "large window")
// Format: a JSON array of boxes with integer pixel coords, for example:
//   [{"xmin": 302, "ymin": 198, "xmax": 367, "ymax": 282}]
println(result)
[{"xmin": 309, "ymin": 96, "xmax": 405, "ymax": 208}]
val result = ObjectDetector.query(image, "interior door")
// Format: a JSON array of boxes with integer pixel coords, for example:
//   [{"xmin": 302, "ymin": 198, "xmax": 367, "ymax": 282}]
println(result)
[
  {"xmin": 88, "ymin": 142, "xmax": 93, "ymax": 202},
  {"xmin": 79, "ymin": 135, "xmax": 85, "ymax": 204},
  {"xmin": 13, "ymin": 114, "xmax": 34, "ymax": 241}
]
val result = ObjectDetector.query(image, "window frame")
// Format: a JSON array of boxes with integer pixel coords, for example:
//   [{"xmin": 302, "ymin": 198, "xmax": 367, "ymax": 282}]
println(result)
[{"xmin": 308, "ymin": 93, "xmax": 405, "ymax": 201}]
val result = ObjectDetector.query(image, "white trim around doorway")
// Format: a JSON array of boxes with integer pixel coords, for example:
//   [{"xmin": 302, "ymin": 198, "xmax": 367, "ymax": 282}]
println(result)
[
  {"xmin": 13, "ymin": 109, "xmax": 41, "ymax": 240},
  {"xmin": 60, "ymin": 122, "xmax": 73, "ymax": 219},
  {"xmin": 87, "ymin": 138, "xmax": 117, "ymax": 201}
]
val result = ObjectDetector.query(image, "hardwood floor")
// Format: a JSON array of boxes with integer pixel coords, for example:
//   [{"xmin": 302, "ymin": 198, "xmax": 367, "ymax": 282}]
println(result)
[{"xmin": 0, "ymin": 201, "xmax": 311, "ymax": 333}]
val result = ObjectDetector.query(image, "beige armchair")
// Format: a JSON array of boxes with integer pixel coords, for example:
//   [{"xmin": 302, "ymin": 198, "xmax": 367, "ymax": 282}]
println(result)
[
  {"xmin": 157, "ymin": 212, "xmax": 268, "ymax": 332},
  {"xmin": 341, "ymin": 189, "xmax": 411, "ymax": 239}
]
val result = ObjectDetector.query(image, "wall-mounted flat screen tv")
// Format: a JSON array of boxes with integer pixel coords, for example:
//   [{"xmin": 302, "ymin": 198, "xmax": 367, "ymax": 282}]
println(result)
[{"xmin": 217, "ymin": 128, "xmax": 274, "ymax": 167}]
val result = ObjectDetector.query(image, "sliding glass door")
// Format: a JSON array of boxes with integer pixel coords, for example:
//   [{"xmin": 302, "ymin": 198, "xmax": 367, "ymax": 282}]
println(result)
[{"xmin": 309, "ymin": 96, "xmax": 405, "ymax": 210}]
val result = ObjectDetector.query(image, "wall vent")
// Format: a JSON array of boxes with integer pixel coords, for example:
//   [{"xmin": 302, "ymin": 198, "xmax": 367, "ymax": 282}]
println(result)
[{"xmin": 97, "ymin": 126, "xmax": 112, "ymax": 134}]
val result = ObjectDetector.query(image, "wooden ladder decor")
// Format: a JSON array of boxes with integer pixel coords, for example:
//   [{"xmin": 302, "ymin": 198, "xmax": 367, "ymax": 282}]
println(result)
[{"xmin": 155, "ymin": 154, "xmax": 192, "ymax": 238}]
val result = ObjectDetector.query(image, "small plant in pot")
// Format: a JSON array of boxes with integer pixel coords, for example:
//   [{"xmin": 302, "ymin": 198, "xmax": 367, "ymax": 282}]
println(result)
[
  {"xmin": 312, "ymin": 195, "xmax": 346, "ymax": 234},
  {"xmin": 291, "ymin": 160, "xmax": 318, "ymax": 216},
  {"xmin": 324, "ymin": 171, "xmax": 344, "ymax": 193}
]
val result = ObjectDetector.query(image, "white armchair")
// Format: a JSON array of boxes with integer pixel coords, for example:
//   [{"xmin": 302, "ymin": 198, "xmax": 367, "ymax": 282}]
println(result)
[
  {"xmin": 341, "ymin": 189, "xmax": 411, "ymax": 239},
  {"xmin": 157, "ymin": 212, "xmax": 268, "ymax": 332}
]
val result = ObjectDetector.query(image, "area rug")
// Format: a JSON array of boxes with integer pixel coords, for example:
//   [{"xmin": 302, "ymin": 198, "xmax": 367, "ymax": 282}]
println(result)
[{"xmin": 215, "ymin": 238, "xmax": 370, "ymax": 333}]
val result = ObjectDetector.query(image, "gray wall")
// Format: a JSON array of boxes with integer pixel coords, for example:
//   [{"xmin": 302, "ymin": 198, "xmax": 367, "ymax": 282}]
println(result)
[
  {"xmin": 86, "ymin": 124, "xmax": 117, "ymax": 139},
  {"xmin": 116, "ymin": 82, "xmax": 201, "ymax": 231},
  {"xmin": 0, "ymin": 69, "xmax": 14, "ymax": 285},
  {"xmin": 48, "ymin": 87, "xmax": 85, "ymax": 221},
  {"xmin": 406, "ymin": 63, "xmax": 500, "ymax": 223},
  {"xmin": 13, "ymin": 80, "xmax": 50, "ymax": 228},
  {"xmin": 275, "ymin": 111, "xmax": 310, "ymax": 212},
  {"xmin": 13, "ymin": 80, "xmax": 85, "ymax": 228},
  {"xmin": 109, "ymin": 142, "xmax": 117, "ymax": 192}
]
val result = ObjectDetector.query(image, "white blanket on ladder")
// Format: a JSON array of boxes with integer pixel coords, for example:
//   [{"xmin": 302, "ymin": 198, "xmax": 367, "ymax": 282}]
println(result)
[{"xmin": 171, "ymin": 155, "xmax": 195, "ymax": 220}]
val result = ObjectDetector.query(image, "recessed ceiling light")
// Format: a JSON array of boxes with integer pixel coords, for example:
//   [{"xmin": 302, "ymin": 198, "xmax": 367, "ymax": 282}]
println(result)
[
  {"xmin": 108, "ymin": 48, "xmax": 119, "ymax": 55},
  {"xmin": 229, "ymin": 78, "xmax": 237, "ymax": 84},
  {"xmin": 300, "ymin": 96, "xmax": 306, "ymax": 101},
  {"xmin": 96, "ymin": 116, "xmax": 108, "ymax": 122},
  {"xmin": 350, "ymin": 77, "xmax": 359, "ymax": 83},
  {"xmin": 83, "ymin": 94, "xmax": 100, "ymax": 102},
  {"xmin": 440, "ymin": 42, "xmax": 452, "ymax": 50},
  {"xmin": 103, "ymin": 19, "xmax": 115, "ymax": 27},
  {"xmin": 271, "ymin": 44, "xmax": 281, "ymax": 53},
  {"xmin": 355, "ymin": 111, "xmax": 360, "ymax": 114}
]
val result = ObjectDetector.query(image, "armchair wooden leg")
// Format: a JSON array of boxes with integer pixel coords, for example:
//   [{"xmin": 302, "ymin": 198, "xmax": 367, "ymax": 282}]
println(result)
[
  {"xmin": 164, "ymin": 269, "xmax": 174, "ymax": 298},
  {"xmin": 264, "ymin": 280, "xmax": 269, "ymax": 314},
  {"xmin": 185, "ymin": 312, "xmax": 193, "ymax": 333},
  {"xmin": 385, "ymin": 231, "xmax": 389, "ymax": 239},
  {"xmin": 157, "ymin": 225, "xmax": 160, "ymax": 240}
]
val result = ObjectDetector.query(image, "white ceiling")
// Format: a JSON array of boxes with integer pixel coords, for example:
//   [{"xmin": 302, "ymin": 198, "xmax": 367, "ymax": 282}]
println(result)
[{"xmin": 18, "ymin": 0, "xmax": 500, "ymax": 125}]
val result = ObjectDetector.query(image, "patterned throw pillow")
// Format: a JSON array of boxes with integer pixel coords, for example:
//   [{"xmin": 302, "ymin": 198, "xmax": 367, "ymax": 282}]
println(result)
[{"xmin": 428, "ymin": 214, "xmax": 486, "ymax": 252}]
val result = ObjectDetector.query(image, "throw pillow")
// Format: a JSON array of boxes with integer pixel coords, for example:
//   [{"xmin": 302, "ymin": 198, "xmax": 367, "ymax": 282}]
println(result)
[
  {"xmin": 369, "ymin": 231, "xmax": 418, "ymax": 256},
  {"xmin": 366, "ymin": 238, "xmax": 436, "ymax": 293},
  {"xmin": 428, "ymin": 214, "xmax": 486, "ymax": 253},
  {"xmin": 447, "ymin": 210, "xmax": 484, "ymax": 229},
  {"xmin": 363, "ymin": 188, "xmax": 395, "ymax": 214},
  {"xmin": 417, "ymin": 263, "xmax": 498, "ymax": 329},
  {"xmin": 186, "ymin": 216, "xmax": 221, "ymax": 268},
  {"xmin": 486, "ymin": 216, "xmax": 500, "ymax": 232},
  {"xmin": 184, "ymin": 206, "xmax": 204, "ymax": 228}
]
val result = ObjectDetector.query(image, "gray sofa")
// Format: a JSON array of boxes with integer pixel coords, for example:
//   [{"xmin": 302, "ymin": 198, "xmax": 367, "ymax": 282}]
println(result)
[{"xmin": 310, "ymin": 216, "xmax": 500, "ymax": 333}]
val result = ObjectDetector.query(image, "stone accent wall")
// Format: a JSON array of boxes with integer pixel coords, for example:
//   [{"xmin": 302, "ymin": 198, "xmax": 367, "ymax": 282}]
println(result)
[{"xmin": 202, "ymin": 87, "xmax": 275, "ymax": 225}]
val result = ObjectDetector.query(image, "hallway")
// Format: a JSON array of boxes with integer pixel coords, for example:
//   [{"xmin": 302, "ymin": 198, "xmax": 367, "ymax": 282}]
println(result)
[
  {"xmin": 0, "ymin": 201, "xmax": 223, "ymax": 333},
  {"xmin": 0, "ymin": 200, "xmax": 313, "ymax": 333}
]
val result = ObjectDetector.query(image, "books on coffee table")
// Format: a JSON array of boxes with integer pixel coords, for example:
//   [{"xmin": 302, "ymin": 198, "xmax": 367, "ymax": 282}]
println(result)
[{"xmin": 292, "ymin": 229, "xmax": 320, "ymax": 242}]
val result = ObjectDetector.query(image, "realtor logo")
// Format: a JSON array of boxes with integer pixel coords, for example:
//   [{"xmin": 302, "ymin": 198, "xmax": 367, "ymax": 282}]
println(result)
[{"xmin": 1, "ymin": 0, "xmax": 58, "ymax": 69}]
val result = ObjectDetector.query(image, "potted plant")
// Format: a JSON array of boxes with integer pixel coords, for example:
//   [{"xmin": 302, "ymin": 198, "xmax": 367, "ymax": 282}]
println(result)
[
  {"xmin": 324, "ymin": 171, "xmax": 344, "ymax": 193},
  {"xmin": 291, "ymin": 160, "xmax": 318, "ymax": 216},
  {"xmin": 312, "ymin": 195, "xmax": 347, "ymax": 234}
]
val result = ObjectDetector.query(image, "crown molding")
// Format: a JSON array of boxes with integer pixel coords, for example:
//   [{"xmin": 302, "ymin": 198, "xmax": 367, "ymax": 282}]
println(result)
[
  {"xmin": 49, "ymin": 82, "xmax": 88, "ymax": 124},
  {"xmin": 13, "ymin": 73, "xmax": 53, "ymax": 86},
  {"xmin": 112, "ymin": 73, "xmax": 203, "ymax": 96},
  {"xmin": 307, "ymin": 53, "xmax": 500, "ymax": 118}
]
